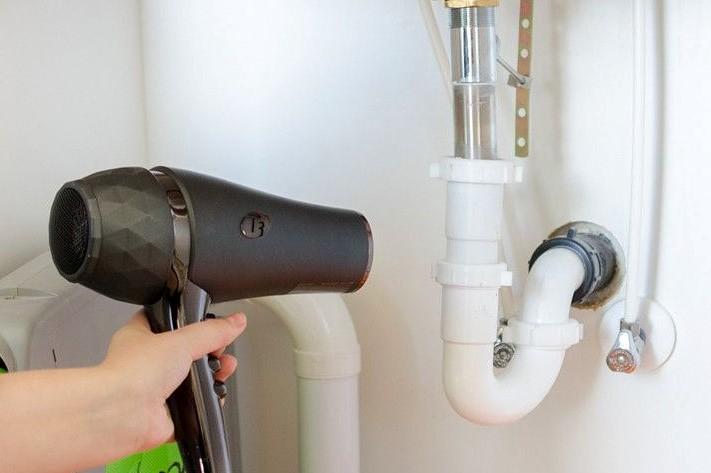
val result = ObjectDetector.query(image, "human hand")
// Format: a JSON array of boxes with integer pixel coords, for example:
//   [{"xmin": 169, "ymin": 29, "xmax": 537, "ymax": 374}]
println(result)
[{"xmin": 99, "ymin": 311, "xmax": 247, "ymax": 452}]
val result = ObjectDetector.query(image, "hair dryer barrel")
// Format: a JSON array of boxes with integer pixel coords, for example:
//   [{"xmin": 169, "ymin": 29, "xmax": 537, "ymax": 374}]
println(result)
[
  {"xmin": 155, "ymin": 166, "xmax": 372, "ymax": 302},
  {"xmin": 48, "ymin": 167, "xmax": 373, "ymax": 305}
]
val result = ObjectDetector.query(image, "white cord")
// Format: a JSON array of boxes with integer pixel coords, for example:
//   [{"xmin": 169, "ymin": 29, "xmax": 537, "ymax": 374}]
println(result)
[
  {"xmin": 624, "ymin": 0, "xmax": 647, "ymax": 323},
  {"xmin": 417, "ymin": 0, "xmax": 453, "ymax": 102}
]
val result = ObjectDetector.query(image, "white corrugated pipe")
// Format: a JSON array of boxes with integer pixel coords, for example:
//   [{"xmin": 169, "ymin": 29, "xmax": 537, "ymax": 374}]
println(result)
[{"xmin": 253, "ymin": 294, "xmax": 360, "ymax": 473}]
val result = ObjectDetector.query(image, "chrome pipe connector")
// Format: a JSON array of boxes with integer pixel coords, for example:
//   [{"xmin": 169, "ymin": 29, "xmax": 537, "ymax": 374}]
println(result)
[
  {"xmin": 451, "ymin": 7, "xmax": 498, "ymax": 160},
  {"xmin": 451, "ymin": 7, "xmax": 496, "ymax": 83}
]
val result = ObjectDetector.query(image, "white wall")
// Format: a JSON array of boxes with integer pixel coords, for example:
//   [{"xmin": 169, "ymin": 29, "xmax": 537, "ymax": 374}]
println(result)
[
  {"xmin": 4, "ymin": 0, "xmax": 711, "ymax": 472},
  {"xmin": 141, "ymin": 1, "xmax": 711, "ymax": 472},
  {"xmin": 0, "ymin": 0, "xmax": 148, "ymax": 277}
]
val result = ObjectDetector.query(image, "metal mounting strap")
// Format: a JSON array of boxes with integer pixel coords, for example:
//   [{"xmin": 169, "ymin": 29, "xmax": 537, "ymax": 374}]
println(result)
[{"xmin": 515, "ymin": 0, "xmax": 534, "ymax": 157}]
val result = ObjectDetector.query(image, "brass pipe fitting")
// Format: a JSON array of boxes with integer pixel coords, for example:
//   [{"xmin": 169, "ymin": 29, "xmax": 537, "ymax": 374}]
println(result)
[{"xmin": 445, "ymin": 0, "xmax": 499, "ymax": 8}]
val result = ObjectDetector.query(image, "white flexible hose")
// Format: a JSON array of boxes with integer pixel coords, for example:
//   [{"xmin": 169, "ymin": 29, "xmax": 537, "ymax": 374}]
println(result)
[
  {"xmin": 417, "ymin": 0, "xmax": 453, "ymax": 103},
  {"xmin": 624, "ymin": 0, "xmax": 647, "ymax": 323}
]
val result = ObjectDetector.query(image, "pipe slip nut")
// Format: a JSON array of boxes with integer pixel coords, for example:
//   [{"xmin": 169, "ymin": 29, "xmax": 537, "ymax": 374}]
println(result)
[
  {"xmin": 529, "ymin": 222, "xmax": 624, "ymax": 309},
  {"xmin": 430, "ymin": 158, "xmax": 524, "ymax": 184},
  {"xmin": 436, "ymin": 261, "xmax": 512, "ymax": 288},
  {"xmin": 503, "ymin": 319, "xmax": 584, "ymax": 349}
]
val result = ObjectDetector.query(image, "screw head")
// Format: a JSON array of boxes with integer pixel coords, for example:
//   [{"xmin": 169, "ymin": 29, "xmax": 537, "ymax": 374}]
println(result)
[
  {"xmin": 493, "ymin": 342, "xmax": 516, "ymax": 369},
  {"xmin": 606, "ymin": 348, "xmax": 637, "ymax": 373}
]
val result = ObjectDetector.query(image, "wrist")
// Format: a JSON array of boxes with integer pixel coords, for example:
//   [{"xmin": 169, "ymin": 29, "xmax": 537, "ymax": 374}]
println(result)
[{"xmin": 91, "ymin": 365, "xmax": 153, "ymax": 456}]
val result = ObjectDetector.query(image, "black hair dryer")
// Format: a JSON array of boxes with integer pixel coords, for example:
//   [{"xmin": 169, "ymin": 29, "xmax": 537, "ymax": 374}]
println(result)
[{"xmin": 48, "ymin": 167, "xmax": 373, "ymax": 473}]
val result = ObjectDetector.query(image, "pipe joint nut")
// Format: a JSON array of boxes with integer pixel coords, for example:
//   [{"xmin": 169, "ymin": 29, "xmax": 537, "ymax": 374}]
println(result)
[
  {"xmin": 446, "ymin": 0, "xmax": 500, "ymax": 9},
  {"xmin": 503, "ymin": 318, "xmax": 584, "ymax": 349},
  {"xmin": 430, "ymin": 158, "xmax": 524, "ymax": 184},
  {"xmin": 436, "ymin": 261, "xmax": 512, "ymax": 288},
  {"xmin": 529, "ymin": 225, "xmax": 619, "ymax": 308}
]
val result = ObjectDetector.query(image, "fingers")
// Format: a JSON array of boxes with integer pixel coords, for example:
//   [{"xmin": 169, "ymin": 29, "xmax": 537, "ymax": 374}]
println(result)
[
  {"xmin": 169, "ymin": 313, "xmax": 247, "ymax": 361},
  {"xmin": 213, "ymin": 354, "xmax": 238, "ymax": 383},
  {"xmin": 210, "ymin": 346, "xmax": 227, "ymax": 358}
]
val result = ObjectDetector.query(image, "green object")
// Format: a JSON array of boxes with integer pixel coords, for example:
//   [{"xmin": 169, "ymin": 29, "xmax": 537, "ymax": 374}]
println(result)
[
  {"xmin": 0, "ymin": 367, "xmax": 6, "ymax": 374},
  {"xmin": 106, "ymin": 443, "xmax": 183, "ymax": 473}
]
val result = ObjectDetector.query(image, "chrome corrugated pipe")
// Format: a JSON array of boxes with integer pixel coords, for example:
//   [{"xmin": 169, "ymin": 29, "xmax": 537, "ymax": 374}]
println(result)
[{"xmin": 451, "ymin": 7, "xmax": 498, "ymax": 160}]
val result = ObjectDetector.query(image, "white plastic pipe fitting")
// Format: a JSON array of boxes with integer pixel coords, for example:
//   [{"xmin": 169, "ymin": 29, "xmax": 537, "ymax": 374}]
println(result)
[
  {"xmin": 441, "ymin": 248, "xmax": 584, "ymax": 425},
  {"xmin": 254, "ymin": 294, "xmax": 361, "ymax": 473},
  {"xmin": 433, "ymin": 157, "xmax": 586, "ymax": 424}
]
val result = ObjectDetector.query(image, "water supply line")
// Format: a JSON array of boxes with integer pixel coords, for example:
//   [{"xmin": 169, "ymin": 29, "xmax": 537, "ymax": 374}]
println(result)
[
  {"xmin": 624, "ymin": 0, "xmax": 647, "ymax": 326},
  {"xmin": 605, "ymin": 0, "xmax": 655, "ymax": 374}
]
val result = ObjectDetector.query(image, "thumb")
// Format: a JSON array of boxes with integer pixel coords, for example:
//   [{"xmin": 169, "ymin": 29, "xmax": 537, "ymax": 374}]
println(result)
[{"xmin": 167, "ymin": 313, "xmax": 247, "ymax": 360}]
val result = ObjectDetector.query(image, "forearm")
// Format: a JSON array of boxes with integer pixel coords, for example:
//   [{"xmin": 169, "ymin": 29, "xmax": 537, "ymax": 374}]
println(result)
[{"xmin": 0, "ymin": 367, "xmax": 144, "ymax": 473}]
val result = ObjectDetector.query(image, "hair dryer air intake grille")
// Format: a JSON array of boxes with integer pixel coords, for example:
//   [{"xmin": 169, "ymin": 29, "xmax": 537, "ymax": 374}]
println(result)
[{"xmin": 49, "ymin": 187, "xmax": 90, "ymax": 276}]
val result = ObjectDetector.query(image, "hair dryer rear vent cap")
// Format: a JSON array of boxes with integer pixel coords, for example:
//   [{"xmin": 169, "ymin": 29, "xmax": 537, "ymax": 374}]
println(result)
[
  {"xmin": 49, "ymin": 167, "xmax": 175, "ymax": 305},
  {"xmin": 50, "ymin": 187, "xmax": 91, "ymax": 276}
]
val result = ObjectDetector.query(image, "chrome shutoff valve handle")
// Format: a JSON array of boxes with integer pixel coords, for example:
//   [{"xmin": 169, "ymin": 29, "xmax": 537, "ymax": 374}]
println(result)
[{"xmin": 606, "ymin": 320, "xmax": 646, "ymax": 374}]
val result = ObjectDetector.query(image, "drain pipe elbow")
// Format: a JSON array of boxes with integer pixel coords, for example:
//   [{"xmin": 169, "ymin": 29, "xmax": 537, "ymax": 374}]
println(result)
[
  {"xmin": 442, "ymin": 228, "xmax": 620, "ymax": 424},
  {"xmin": 442, "ymin": 247, "xmax": 584, "ymax": 424},
  {"xmin": 443, "ymin": 342, "xmax": 566, "ymax": 424},
  {"xmin": 254, "ymin": 294, "xmax": 361, "ymax": 380},
  {"xmin": 252, "ymin": 294, "xmax": 361, "ymax": 473}
]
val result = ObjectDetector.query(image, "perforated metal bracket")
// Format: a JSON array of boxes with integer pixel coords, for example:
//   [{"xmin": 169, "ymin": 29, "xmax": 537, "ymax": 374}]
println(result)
[{"xmin": 514, "ymin": 0, "xmax": 534, "ymax": 157}]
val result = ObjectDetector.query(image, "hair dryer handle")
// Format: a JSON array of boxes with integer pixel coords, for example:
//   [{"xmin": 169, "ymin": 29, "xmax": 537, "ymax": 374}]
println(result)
[{"xmin": 145, "ymin": 289, "xmax": 233, "ymax": 473}]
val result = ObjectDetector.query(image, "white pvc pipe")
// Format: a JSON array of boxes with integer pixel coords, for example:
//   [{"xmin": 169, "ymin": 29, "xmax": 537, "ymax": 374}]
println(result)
[
  {"xmin": 518, "ymin": 249, "xmax": 585, "ymax": 325},
  {"xmin": 298, "ymin": 377, "xmax": 359, "ymax": 473},
  {"xmin": 440, "ymin": 181, "xmax": 503, "ymax": 345},
  {"xmin": 442, "ymin": 248, "xmax": 584, "ymax": 424},
  {"xmin": 253, "ymin": 294, "xmax": 360, "ymax": 473},
  {"xmin": 443, "ymin": 344, "xmax": 565, "ymax": 424}
]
